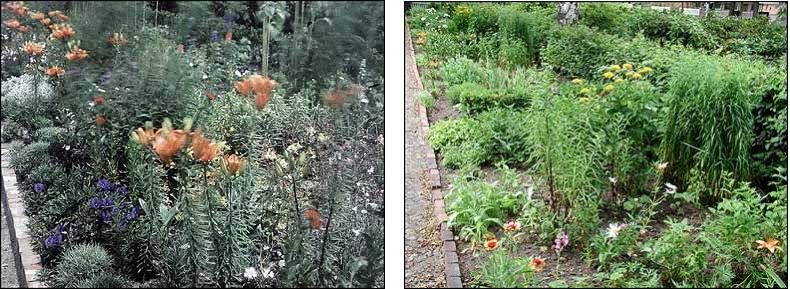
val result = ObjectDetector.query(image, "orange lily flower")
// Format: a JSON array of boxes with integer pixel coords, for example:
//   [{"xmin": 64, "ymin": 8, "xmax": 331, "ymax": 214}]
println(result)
[
  {"xmin": 46, "ymin": 66, "xmax": 65, "ymax": 77},
  {"xmin": 224, "ymin": 154, "xmax": 246, "ymax": 175},
  {"xmin": 303, "ymin": 208, "xmax": 322, "ymax": 229},
  {"xmin": 50, "ymin": 24, "xmax": 75, "ymax": 39},
  {"xmin": 152, "ymin": 129, "xmax": 188, "ymax": 165},
  {"xmin": 107, "ymin": 33, "xmax": 129, "ymax": 46},
  {"xmin": 22, "ymin": 42, "xmax": 44, "ymax": 55},
  {"xmin": 191, "ymin": 129, "xmax": 218, "ymax": 163},
  {"xmin": 4, "ymin": 19, "xmax": 21, "ymax": 29},
  {"xmin": 65, "ymin": 47, "xmax": 88, "ymax": 62},
  {"xmin": 30, "ymin": 12, "xmax": 45, "ymax": 20},
  {"xmin": 234, "ymin": 75, "xmax": 276, "ymax": 110},
  {"xmin": 40, "ymin": 18, "xmax": 51, "ymax": 25}
]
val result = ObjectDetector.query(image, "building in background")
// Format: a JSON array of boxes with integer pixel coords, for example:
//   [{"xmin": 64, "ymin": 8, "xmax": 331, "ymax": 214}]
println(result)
[{"xmin": 645, "ymin": 1, "xmax": 786, "ymax": 20}]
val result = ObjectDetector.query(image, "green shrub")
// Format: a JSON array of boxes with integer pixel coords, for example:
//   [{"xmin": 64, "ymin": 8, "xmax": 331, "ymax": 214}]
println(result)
[
  {"xmin": 543, "ymin": 25, "xmax": 618, "ymax": 78},
  {"xmin": 75, "ymin": 272, "xmax": 131, "ymax": 288},
  {"xmin": 661, "ymin": 55, "xmax": 757, "ymax": 197},
  {"xmin": 439, "ymin": 56, "xmax": 486, "ymax": 86},
  {"xmin": 446, "ymin": 168, "xmax": 526, "ymax": 241},
  {"xmin": 632, "ymin": 9, "xmax": 718, "ymax": 51},
  {"xmin": 644, "ymin": 218, "xmax": 708, "ymax": 286},
  {"xmin": 418, "ymin": 91, "xmax": 435, "ymax": 111},
  {"xmin": 52, "ymin": 244, "xmax": 114, "ymax": 288},
  {"xmin": 421, "ymin": 32, "xmax": 470, "ymax": 62},
  {"xmin": 496, "ymin": 6, "xmax": 556, "ymax": 66},
  {"xmin": 596, "ymin": 262, "xmax": 660, "ymax": 288},
  {"xmin": 449, "ymin": 4, "xmax": 499, "ymax": 35},
  {"xmin": 750, "ymin": 61, "xmax": 787, "ymax": 190},
  {"xmin": 579, "ymin": 3, "xmax": 634, "ymax": 36},
  {"xmin": 429, "ymin": 109, "xmax": 530, "ymax": 168}
]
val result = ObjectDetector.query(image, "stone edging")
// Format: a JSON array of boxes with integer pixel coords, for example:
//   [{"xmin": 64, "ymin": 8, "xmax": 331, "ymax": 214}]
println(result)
[
  {"xmin": 1, "ymin": 145, "xmax": 44, "ymax": 288},
  {"xmin": 405, "ymin": 24, "xmax": 463, "ymax": 288}
]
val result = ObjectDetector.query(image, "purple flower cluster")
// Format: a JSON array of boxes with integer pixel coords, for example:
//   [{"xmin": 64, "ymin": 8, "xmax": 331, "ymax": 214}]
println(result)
[
  {"xmin": 552, "ymin": 231, "xmax": 569, "ymax": 253},
  {"xmin": 45, "ymin": 224, "xmax": 64, "ymax": 248},
  {"xmin": 210, "ymin": 30, "xmax": 219, "ymax": 42},
  {"xmin": 34, "ymin": 183, "xmax": 46, "ymax": 193},
  {"xmin": 223, "ymin": 13, "xmax": 237, "ymax": 31},
  {"xmin": 89, "ymin": 178, "xmax": 139, "ymax": 231}
]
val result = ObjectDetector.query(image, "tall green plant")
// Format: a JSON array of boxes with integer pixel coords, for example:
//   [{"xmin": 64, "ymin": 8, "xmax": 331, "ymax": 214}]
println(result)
[{"xmin": 661, "ymin": 55, "xmax": 756, "ymax": 198}]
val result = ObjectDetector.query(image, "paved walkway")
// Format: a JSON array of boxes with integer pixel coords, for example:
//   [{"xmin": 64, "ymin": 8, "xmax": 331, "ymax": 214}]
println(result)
[
  {"xmin": 1, "ymin": 144, "xmax": 19, "ymax": 288},
  {"xmin": 404, "ymin": 29, "xmax": 445, "ymax": 288}
]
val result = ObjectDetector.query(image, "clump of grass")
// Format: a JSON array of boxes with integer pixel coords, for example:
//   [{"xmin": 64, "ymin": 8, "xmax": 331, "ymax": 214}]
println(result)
[
  {"xmin": 661, "ymin": 54, "xmax": 757, "ymax": 198},
  {"xmin": 418, "ymin": 90, "xmax": 435, "ymax": 112}
]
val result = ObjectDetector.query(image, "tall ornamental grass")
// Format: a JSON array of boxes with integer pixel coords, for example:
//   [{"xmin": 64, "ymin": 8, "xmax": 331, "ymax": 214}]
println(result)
[{"xmin": 661, "ymin": 54, "xmax": 757, "ymax": 198}]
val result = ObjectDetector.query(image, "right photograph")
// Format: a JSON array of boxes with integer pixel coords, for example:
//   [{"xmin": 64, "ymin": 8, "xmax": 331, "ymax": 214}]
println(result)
[{"xmin": 405, "ymin": 1, "xmax": 788, "ymax": 288}]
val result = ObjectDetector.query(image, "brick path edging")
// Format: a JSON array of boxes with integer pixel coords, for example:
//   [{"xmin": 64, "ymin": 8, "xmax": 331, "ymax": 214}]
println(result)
[
  {"xmin": 2, "ymin": 145, "xmax": 44, "ymax": 288},
  {"xmin": 405, "ymin": 24, "xmax": 463, "ymax": 288}
]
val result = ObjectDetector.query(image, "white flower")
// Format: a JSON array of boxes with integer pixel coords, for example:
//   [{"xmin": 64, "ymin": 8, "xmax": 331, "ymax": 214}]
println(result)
[
  {"xmin": 609, "ymin": 177, "xmax": 617, "ymax": 184},
  {"xmin": 64, "ymin": 145, "xmax": 70, "ymax": 151},
  {"xmin": 352, "ymin": 229, "xmax": 362, "ymax": 236},
  {"xmin": 261, "ymin": 267, "xmax": 274, "ymax": 279},
  {"xmin": 367, "ymin": 202, "xmax": 379, "ymax": 210},
  {"xmin": 361, "ymin": 209, "xmax": 368, "ymax": 214},
  {"xmin": 235, "ymin": 70, "xmax": 242, "ymax": 77},
  {"xmin": 367, "ymin": 166, "xmax": 375, "ymax": 175},
  {"xmin": 527, "ymin": 186, "xmax": 534, "ymax": 200},
  {"xmin": 607, "ymin": 223, "xmax": 622, "ymax": 239},
  {"xmin": 664, "ymin": 182, "xmax": 677, "ymax": 194},
  {"xmin": 278, "ymin": 260, "xmax": 285, "ymax": 267},
  {"xmin": 97, "ymin": 88, "xmax": 106, "ymax": 93},
  {"xmin": 352, "ymin": 206, "xmax": 358, "ymax": 213},
  {"xmin": 656, "ymin": 162, "xmax": 669, "ymax": 170},
  {"xmin": 360, "ymin": 98, "xmax": 369, "ymax": 104},
  {"xmin": 202, "ymin": 73, "xmax": 208, "ymax": 80},
  {"xmin": 243, "ymin": 267, "xmax": 258, "ymax": 280},
  {"xmin": 287, "ymin": 142, "xmax": 303, "ymax": 153}
]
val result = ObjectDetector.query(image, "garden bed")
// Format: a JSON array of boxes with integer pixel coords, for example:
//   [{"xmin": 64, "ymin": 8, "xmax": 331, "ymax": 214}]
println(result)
[
  {"xmin": 408, "ymin": 2, "xmax": 787, "ymax": 288},
  {"xmin": 1, "ymin": 2, "xmax": 384, "ymax": 288}
]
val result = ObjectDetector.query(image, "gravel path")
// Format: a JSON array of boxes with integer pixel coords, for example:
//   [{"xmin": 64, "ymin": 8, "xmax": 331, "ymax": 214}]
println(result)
[
  {"xmin": 404, "ymin": 28, "xmax": 445, "ymax": 288},
  {"xmin": 1, "ymin": 190, "xmax": 20, "ymax": 288}
]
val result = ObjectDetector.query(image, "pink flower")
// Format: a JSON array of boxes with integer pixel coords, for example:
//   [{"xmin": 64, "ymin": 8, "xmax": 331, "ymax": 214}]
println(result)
[{"xmin": 552, "ymin": 232, "xmax": 569, "ymax": 252}]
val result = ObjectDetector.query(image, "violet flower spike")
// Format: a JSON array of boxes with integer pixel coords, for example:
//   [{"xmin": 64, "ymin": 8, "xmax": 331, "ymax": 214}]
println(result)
[{"xmin": 34, "ymin": 183, "xmax": 46, "ymax": 193}]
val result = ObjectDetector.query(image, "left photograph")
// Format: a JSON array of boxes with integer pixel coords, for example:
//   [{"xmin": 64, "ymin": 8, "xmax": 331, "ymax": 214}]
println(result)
[{"xmin": 1, "ymin": 1, "xmax": 384, "ymax": 288}]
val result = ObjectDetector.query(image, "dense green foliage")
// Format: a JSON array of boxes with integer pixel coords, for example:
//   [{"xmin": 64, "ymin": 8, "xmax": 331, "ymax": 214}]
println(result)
[{"xmin": 410, "ymin": 2, "xmax": 787, "ymax": 288}]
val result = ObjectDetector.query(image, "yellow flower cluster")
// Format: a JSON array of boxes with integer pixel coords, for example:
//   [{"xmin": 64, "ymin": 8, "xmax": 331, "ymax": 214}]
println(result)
[
  {"xmin": 455, "ymin": 5, "xmax": 472, "ymax": 16},
  {"xmin": 572, "ymin": 63, "xmax": 655, "ymax": 100}
]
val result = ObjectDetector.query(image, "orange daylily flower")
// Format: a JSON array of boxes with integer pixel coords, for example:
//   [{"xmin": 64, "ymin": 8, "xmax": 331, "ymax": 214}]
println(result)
[
  {"xmin": 132, "ymin": 127, "xmax": 157, "ymax": 146},
  {"xmin": 16, "ymin": 25, "xmax": 30, "ymax": 32},
  {"xmin": 46, "ymin": 66, "xmax": 65, "ymax": 77},
  {"xmin": 191, "ymin": 129, "xmax": 218, "ymax": 163},
  {"xmin": 65, "ymin": 47, "xmax": 88, "ymax": 62},
  {"xmin": 4, "ymin": 19, "xmax": 21, "ymax": 29},
  {"xmin": 756, "ymin": 237, "xmax": 781, "ymax": 253},
  {"xmin": 22, "ymin": 42, "xmax": 44, "ymax": 55},
  {"xmin": 39, "ymin": 18, "xmax": 51, "ymax": 25},
  {"xmin": 224, "ymin": 154, "xmax": 246, "ymax": 175},
  {"xmin": 152, "ymin": 129, "xmax": 188, "ymax": 165},
  {"xmin": 30, "ymin": 12, "xmax": 45, "ymax": 20},
  {"xmin": 303, "ymin": 208, "xmax": 322, "ymax": 229},
  {"xmin": 96, "ymin": 115, "xmax": 107, "ymax": 126},
  {"xmin": 50, "ymin": 24, "xmax": 75, "ymax": 39},
  {"xmin": 531, "ymin": 257, "xmax": 545, "ymax": 272},
  {"xmin": 485, "ymin": 239, "xmax": 498, "ymax": 251}
]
